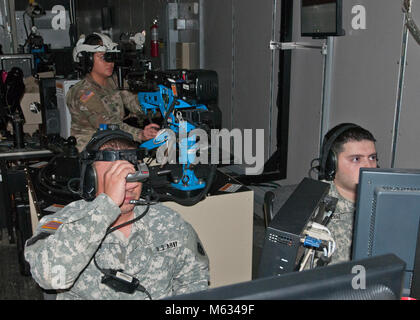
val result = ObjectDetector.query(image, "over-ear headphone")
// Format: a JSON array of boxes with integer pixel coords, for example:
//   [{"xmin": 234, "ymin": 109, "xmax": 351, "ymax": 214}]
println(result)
[
  {"xmin": 318, "ymin": 123, "xmax": 361, "ymax": 181},
  {"xmin": 77, "ymin": 50, "xmax": 95, "ymax": 75},
  {"xmin": 79, "ymin": 125, "xmax": 136, "ymax": 201},
  {"xmin": 75, "ymin": 33, "xmax": 103, "ymax": 75}
]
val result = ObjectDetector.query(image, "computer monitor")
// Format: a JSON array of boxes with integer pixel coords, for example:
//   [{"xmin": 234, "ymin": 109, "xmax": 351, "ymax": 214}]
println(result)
[
  {"xmin": 0, "ymin": 54, "xmax": 34, "ymax": 78},
  {"xmin": 167, "ymin": 254, "xmax": 405, "ymax": 300},
  {"xmin": 352, "ymin": 168, "xmax": 420, "ymax": 298},
  {"xmin": 301, "ymin": 0, "xmax": 345, "ymax": 38}
]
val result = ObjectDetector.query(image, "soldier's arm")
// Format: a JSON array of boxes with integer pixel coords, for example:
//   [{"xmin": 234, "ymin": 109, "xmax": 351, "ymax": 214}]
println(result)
[
  {"xmin": 119, "ymin": 89, "xmax": 145, "ymax": 116},
  {"xmin": 117, "ymin": 121, "xmax": 144, "ymax": 143},
  {"xmin": 118, "ymin": 90, "xmax": 148, "ymax": 142},
  {"xmin": 172, "ymin": 222, "xmax": 210, "ymax": 295},
  {"xmin": 24, "ymin": 194, "xmax": 121, "ymax": 290}
]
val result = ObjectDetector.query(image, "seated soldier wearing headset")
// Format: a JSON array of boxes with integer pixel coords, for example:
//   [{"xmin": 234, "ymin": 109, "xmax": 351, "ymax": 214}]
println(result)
[
  {"xmin": 24, "ymin": 126, "xmax": 209, "ymax": 300},
  {"xmin": 67, "ymin": 32, "xmax": 160, "ymax": 151},
  {"xmin": 316, "ymin": 123, "xmax": 378, "ymax": 265}
]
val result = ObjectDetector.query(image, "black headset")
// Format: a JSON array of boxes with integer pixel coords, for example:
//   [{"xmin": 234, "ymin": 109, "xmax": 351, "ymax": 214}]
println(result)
[
  {"xmin": 75, "ymin": 34, "xmax": 100, "ymax": 75},
  {"xmin": 79, "ymin": 126, "xmax": 138, "ymax": 201},
  {"xmin": 77, "ymin": 51, "xmax": 94, "ymax": 75},
  {"xmin": 318, "ymin": 123, "xmax": 361, "ymax": 181}
]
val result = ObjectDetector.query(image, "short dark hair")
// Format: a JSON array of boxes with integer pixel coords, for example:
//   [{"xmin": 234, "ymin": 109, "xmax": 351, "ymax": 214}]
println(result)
[
  {"xmin": 99, "ymin": 138, "xmax": 138, "ymax": 151},
  {"xmin": 330, "ymin": 125, "xmax": 376, "ymax": 156},
  {"xmin": 84, "ymin": 33, "xmax": 103, "ymax": 46}
]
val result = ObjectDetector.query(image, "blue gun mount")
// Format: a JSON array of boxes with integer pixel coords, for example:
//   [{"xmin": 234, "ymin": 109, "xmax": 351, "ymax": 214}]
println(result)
[{"xmin": 137, "ymin": 85, "xmax": 209, "ymax": 192}]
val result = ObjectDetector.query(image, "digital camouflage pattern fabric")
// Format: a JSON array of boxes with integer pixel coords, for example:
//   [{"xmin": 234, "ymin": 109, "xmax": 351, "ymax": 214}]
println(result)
[
  {"xmin": 66, "ymin": 74, "xmax": 146, "ymax": 151},
  {"xmin": 322, "ymin": 180, "xmax": 355, "ymax": 265},
  {"xmin": 24, "ymin": 194, "xmax": 209, "ymax": 300}
]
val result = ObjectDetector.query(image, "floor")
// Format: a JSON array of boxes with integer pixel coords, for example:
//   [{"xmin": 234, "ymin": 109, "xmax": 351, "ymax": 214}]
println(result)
[
  {"xmin": 0, "ymin": 213, "xmax": 267, "ymax": 300},
  {"xmin": 0, "ymin": 228, "xmax": 44, "ymax": 300}
]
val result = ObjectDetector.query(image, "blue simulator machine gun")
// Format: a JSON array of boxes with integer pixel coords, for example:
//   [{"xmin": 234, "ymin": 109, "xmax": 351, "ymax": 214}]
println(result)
[{"xmin": 127, "ymin": 69, "xmax": 221, "ymax": 202}]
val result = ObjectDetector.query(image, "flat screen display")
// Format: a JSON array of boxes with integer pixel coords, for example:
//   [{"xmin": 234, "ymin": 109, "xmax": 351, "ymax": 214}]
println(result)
[{"xmin": 301, "ymin": 0, "xmax": 343, "ymax": 38}]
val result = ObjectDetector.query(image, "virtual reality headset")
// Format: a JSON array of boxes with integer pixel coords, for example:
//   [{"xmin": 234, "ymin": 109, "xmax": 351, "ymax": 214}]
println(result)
[{"xmin": 83, "ymin": 149, "xmax": 144, "ymax": 164}]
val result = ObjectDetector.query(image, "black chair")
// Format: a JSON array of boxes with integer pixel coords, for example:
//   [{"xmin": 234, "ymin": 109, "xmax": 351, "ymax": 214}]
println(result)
[{"xmin": 262, "ymin": 184, "xmax": 298, "ymax": 229}]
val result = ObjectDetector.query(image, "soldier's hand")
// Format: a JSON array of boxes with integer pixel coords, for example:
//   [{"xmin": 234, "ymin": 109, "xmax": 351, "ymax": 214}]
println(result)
[
  {"xmin": 102, "ymin": 161, "xmax": 136, "ymax": 207},
  {"xmin": 139, "ymin": 123, "xmax": 160, "ymax": 141}
]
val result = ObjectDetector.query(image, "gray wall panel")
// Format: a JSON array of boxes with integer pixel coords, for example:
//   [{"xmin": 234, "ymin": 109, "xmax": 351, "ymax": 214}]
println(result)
[
  {"xmin": 202, "ymin": 0, "xmax": 280, "ymax": 164},
  {"xmin": 202, "ymin": 0, "xmax": 233, "ymax": 130},
  {"xmin": 233, "ymin": 0, "xmax": 277, "ymax": 161},
  {"xmin": 329, "ymin": 0, "xmax": 403, "ymax": 168},
  {"xmin": 396, "ymin": 0, "xmax": 420, "ymax": 168}
]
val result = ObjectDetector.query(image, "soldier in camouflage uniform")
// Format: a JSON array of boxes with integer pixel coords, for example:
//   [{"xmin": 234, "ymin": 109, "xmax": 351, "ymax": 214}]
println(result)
[
  {"xmin": 321, "ymin": 180, "xmax": 356, "ymax": 265},
  {"xmin": 24, "ymin": 131, "xmax": 209, "ymax": 300},
  {"xmin": 66, "ymin": 33, "xmax": 159, "ymax": 151},
  {"xmin": 318, "ymin": 123, "xmax": 378, "ymax": 265}
]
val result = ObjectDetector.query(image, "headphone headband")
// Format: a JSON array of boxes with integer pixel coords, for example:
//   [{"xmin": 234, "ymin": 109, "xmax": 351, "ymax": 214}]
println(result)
[
  {"xmin": 84, "ymin": 128, "xmax": 134, "ymax": 151},
  {"xmin": 319, "ymin": 123, "xmax": 361, "ymax": 180}
]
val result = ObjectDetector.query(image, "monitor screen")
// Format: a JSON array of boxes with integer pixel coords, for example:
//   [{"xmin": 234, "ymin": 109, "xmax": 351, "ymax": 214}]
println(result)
[
  {"xmin": 167, "ymin": 254, "xmax": 405, "ymax": 300},
  {"xmin": 301, "ymin": 0, "xmax": 344, "ymax": 38},
  {"xmin": 352, "ymin": 168, "xmax": 420, "ymax": 298},
  {"xmin": 0, "ymin": 54, "xmax": 34, "ymax": 78}
]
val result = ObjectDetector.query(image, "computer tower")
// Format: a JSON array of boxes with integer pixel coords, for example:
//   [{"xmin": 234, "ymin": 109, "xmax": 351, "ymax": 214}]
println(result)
[
  {"xmin": 258, "ymin": 178, "xmax": 330, "ymax": 277},
  {"xmin": 39, "ymin": 78, "xmax": 60, "ymax": 136},
  {"xmin": 56, "ymin": 79, "xmax": 80, "ymax": 138}
]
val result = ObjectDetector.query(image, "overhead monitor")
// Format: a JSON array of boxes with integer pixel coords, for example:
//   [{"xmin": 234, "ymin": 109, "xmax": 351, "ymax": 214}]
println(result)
[{"xmin": 301, "ymin": 0, "xmax": 344, "ymax": 38}]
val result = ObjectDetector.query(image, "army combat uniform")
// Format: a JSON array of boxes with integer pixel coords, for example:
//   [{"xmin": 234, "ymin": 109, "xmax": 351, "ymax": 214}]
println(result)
[
  {"xmin": 24, "ymin": 194, "xmax": 209, "ymax": 300},
  {"xmin": 322, "ymin": 180, "xmax": 355, "ymax": 265},
  {"xmin": 66, "ymin": 74, "xmax": 147, "ymax": 151}
]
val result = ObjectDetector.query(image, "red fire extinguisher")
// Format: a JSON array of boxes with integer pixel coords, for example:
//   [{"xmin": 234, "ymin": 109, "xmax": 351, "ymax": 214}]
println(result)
[{"xmin": 151, "ymin": 19, "xmax": 159, "ymax": 57}]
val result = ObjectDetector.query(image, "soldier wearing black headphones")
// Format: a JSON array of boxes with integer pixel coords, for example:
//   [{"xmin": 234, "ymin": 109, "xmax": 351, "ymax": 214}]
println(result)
[
  {"xmin": 315, "ymin": 123, "xmax": 378, "ymax": 265},
  {"xmin": 66, "ymin": 32, "xmax": 159, "ymax": 152},
  {"xmin": 24, "ymin": 126, "xmax": 209, "ymax": 300}
]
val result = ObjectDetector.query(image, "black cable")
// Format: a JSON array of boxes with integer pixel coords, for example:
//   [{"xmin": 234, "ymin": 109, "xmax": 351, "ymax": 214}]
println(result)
[
  {"xmin": 67, "ymin": 177, "xmax": 81, "ymax": 195},
  {"xmin": 92, "ymin": 204, "xmax": 153, "ymax": 299},
  {"xmin": 308, "ymin": 166, "xmax": 319, "ymax": 180},
  {"xmin": 37, "ymin": 154, "xmax": 77, "ymax": 196},
  {"xmin": 248, "ymin": 182, "xmax": 281, "ymax": 189},
  {"xmin": 163, "ymin": 99, "xmax": 178, "ymax": 128},
  {"xmin": 137, "ymin": 285, "xmax": 152, "ymax": 300},
  {"xmin": 308, "ymin": 158, "xmax": 320, "ymax": 179},
  {"xmin": 23, "ymin": 11, "xmax": 29, "ymax": 38}
]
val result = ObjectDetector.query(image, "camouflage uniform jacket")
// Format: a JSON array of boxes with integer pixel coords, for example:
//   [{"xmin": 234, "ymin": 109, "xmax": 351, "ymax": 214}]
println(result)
[
  {"xmin": 66, "ymin": 74, "xmax": 146, "ymax": 151},
  {"xmin": 24, "ymin": 194, "xmax": 210, "ymax": 300},
  {"xmin": 322, "ymin": 180, "xmax": 355, "ymax": 265}
]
